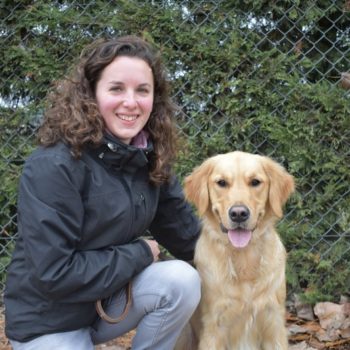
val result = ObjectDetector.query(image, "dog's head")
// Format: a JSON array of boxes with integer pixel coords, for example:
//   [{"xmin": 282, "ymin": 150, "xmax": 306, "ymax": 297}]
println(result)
[{"xmin": 184, "ymin": 151, "xmax": 295, "ymax": 248}]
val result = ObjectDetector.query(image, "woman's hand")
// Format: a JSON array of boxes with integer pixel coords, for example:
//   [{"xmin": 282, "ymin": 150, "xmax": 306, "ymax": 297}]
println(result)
[{"xmin": 143, "ymin": 239, "xmax": 160, "ymax": 262}]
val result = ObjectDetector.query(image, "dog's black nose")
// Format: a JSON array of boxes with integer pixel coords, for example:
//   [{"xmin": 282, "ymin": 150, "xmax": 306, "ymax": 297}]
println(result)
[{"xmin": 229, "ymin": 205, "xmax": 250, "ymax": 223}]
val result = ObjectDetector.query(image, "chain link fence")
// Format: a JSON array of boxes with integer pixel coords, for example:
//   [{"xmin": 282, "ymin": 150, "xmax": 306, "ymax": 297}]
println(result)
[{"xmin": 0, "ymin": 0, "xmax": 349, "ymax": 345}]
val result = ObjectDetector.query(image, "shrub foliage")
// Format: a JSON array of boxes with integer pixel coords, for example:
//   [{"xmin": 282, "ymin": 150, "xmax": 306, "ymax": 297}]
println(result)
[{"xmin": 0, "ymin": 0, "xmax": 349, "ymax": 302}]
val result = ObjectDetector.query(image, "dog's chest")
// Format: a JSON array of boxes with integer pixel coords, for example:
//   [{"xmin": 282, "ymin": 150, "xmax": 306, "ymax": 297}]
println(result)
[
  {"xmin": 230, "ymin": 338, "xmax": 262, "ymax": 350},
  {"xmin": 228, "ymin": 250, "xmax": 263, "ymax": 280}
]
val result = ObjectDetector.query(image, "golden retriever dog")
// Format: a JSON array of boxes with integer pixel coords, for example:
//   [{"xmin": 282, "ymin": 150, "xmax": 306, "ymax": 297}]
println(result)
[{"xmin": 176, "ymin": 151, "xmax": 295, "ymax": 350}]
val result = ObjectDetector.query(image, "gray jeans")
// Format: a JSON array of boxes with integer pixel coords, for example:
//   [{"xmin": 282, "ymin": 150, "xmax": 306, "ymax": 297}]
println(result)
[{"xmin": 9, "ymin": 260, "xmax": 201, "ymax": 350}]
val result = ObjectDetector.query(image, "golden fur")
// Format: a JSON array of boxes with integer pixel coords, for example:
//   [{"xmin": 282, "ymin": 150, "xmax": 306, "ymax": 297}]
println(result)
[{"xmin": 176, "ymin": 151, "xmax": 295, "ymax": 350}]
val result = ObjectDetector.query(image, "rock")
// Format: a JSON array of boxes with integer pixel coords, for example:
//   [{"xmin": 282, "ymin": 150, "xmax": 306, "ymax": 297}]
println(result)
[
  {"xmin": 294, "ymin": 294, "xmax": 315, "ymax": 321},
  {"xmin": 288, "ymin": 324, "xmax": 308, "ymax": 335},
  {"xmin": 314, "ymin": 302, "xmax": 346, "ymax": 330},
  {"xmin": 340, "ymin": 327, "xmax": 350, "ymax": 338},
  {"xmin": 288, "ymin": 340, "xmax": 318, "ymax": 350},
  {"xmin": 340, "ymin": 295, "xmax": 349, "ymax": 304},
  {"xmin": 314, "ymin": 327, "xmax": 340, "ymax": 342}
]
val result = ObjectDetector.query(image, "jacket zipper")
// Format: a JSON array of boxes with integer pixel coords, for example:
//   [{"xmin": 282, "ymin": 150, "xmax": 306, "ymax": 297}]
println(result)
[{"xmin": 115, "ymin": 172, "xmax": 134, "ymax": 237}]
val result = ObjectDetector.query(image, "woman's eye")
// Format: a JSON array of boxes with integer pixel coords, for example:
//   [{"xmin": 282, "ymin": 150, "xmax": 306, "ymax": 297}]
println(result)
[
  {"xmin": 217, "ymin": 179, "xmax": 227, "ymax": 187},
  {"xmin": 251, "ymin": 179, "xmax": 261, "ymax": 187},
  {"xmin": 138, "ymin": 88, "xmax": 150, "ymax": 94},
  {"xmin": 110, "ymin": 86, "xmax": 122, "ymax": 92}
]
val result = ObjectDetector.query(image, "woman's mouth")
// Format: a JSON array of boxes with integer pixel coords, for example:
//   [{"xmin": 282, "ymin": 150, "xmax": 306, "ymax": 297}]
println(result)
[{"xmin": 118, "ymin": 114, "xmax": 138, "ymax": 121}]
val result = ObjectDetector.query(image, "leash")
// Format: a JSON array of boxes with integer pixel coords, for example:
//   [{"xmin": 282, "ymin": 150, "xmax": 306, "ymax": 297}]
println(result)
[
  {"xmin": 95, "ymin": 252, "xmax": 177, "ymax": 324},
  {"xmin": 95, "ymin": 282, "xmax": 132, "ymax": 324}
]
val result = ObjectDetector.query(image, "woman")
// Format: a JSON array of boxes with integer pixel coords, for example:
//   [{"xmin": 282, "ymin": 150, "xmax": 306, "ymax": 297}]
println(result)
[{"xmin": 5, "ymin": 35, "xmax": 201, "ymax": 350}]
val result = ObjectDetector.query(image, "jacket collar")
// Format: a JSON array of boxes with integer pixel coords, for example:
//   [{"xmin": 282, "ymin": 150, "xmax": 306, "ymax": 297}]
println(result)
[{"xmin": 90, "ymin": 133, "xmax": 154, "ymax": 173}]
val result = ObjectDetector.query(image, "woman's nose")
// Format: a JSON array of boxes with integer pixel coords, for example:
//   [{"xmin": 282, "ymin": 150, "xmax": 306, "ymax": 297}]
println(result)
[{"xmin": 122, "ymin": 91, "xmax": 137, "ymax": 108}]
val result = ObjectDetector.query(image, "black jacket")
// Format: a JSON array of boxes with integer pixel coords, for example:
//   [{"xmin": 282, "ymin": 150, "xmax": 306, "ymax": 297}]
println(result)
[{"xmin": 4, "ymin": 135, "xmax": 200, "ymax": 342}]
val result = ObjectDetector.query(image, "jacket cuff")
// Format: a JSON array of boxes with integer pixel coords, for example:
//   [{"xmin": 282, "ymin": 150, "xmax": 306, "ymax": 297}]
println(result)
[{"xmin": 136, "ymin": 239, "xmax": 154, "ymax": 264}]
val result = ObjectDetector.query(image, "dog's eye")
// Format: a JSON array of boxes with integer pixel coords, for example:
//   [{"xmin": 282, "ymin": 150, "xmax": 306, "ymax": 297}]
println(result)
[
  {"xmin": 251, "ymin": 179, "xmax": 261, "ymax": 187},
  {"xmin": 216, "ymin": 179, "xmax": 227, "ymax": 187}
]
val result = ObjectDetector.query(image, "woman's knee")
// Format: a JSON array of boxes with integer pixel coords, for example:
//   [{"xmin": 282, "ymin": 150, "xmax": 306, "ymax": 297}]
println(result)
[
  {"xmin": 132, "ymin": 260, "xmax": 201, "ymax": 313},
  {"xmin": 160, "ymin": 260, "xmax": 201, "ymax": 309}
]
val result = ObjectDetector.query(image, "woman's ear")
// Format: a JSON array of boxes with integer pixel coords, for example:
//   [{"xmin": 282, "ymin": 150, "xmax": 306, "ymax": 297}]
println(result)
[{"xmin": 262, "ymin": 157, "xmax": 295, "ymax": 218}]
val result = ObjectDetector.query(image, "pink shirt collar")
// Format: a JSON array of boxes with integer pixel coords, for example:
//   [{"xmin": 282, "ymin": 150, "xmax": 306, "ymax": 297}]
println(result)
[{"xmin": 131, "ymin": 130, "xmax": 149, "ymax": 149}]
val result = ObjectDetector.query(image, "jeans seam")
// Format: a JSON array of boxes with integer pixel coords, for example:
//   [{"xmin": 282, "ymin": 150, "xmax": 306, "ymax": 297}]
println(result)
[{"xmin": 150, "ymin": 299, "xmax": 172, "ymax": 346}]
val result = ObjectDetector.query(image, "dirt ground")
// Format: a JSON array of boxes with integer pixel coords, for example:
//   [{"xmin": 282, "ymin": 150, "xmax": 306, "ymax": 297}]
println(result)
[
  {"xmin": 95, "ymin": 330, "xmax": 134, "ymax": 350},
  {"xmin": 1, "ymin": 315, "xmax": 349, "ymax": 350},
  {"xmin": 95, "ymin": 328, "xmax": 350, "ymax": 350}
]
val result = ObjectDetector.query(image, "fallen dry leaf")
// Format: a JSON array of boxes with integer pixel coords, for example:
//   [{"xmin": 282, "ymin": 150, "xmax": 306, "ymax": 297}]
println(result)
[{"xmin": 340, "ymin": 72, "xmax": 350, "ymax": 89}]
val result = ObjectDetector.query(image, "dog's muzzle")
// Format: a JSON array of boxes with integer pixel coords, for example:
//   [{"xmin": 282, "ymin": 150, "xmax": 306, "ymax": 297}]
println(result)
[{"xmin": 220, "ymin": 205, "xmax": 252, "ymax": 248}]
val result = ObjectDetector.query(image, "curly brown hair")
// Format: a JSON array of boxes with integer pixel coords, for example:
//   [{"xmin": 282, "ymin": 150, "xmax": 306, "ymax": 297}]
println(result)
[{"xmin": 38, "ymin": 35, "xmax": 178, "ymax": 185}]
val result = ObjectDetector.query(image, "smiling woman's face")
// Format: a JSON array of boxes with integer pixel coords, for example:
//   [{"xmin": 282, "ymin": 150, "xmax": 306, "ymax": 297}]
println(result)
[{"xmin": 95, "ymin": 56, "xmax": 154, "ymax": 144}]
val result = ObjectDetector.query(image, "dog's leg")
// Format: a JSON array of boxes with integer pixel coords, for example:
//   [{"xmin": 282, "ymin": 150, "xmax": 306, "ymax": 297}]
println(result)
[
  {"xmin": 258, "ymin": 305, "xmax": 289, "ymax": 350},
  {"xmin": 261, "ymin": 331, "xmax": 288, "ymax": 350},
  {"xmin": 197, "ymin": 315, "xmax": 237, "ymax": 350},
  {"xmin": 198, "ymin": 331, "xmax": 226, "ymax": 350}
]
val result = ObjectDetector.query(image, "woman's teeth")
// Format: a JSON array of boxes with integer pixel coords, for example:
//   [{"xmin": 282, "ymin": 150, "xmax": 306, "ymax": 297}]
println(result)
[{"xmin": 118, "ymin": 115, "xmax": 137, "ymax": 121}]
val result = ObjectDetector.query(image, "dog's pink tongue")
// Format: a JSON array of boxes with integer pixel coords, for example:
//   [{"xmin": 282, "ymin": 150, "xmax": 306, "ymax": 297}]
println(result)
[{"xmin": 228, "ymin": 229, "xmax": 252, "ymax": 248}]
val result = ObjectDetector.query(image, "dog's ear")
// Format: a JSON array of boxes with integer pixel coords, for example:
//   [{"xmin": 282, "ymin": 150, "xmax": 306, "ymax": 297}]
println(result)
[
  {"xmin": 184, "ymin": 158, "xmax": 214, "ymax": 216},
  {"xmin": 262, "ymin": 157, "xmax": 295, "ymax": 218}
]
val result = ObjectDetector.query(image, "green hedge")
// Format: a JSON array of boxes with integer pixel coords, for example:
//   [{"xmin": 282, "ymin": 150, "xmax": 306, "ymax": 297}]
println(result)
[{"xmin": 1, "ymin": 0, "xmax": 349, "ymax": 302}]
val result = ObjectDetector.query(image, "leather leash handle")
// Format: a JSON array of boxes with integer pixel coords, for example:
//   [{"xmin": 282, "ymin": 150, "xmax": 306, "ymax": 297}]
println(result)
[{"xmin": 95, "ymin": 282, "xmax": 132, "ymax": 324}]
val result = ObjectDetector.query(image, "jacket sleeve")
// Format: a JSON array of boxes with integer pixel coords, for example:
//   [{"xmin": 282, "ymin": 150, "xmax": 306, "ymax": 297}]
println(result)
[
  {"xmin": 17, "ymin": 151, "xmax": 153, "ymax": 302},
  {"xmin": 149, "ymin": 175, "xmax": 201, "ymax": 261}
]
